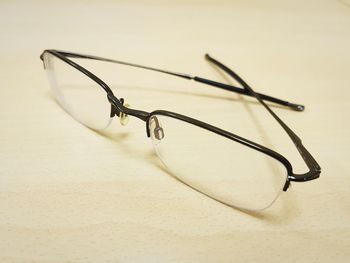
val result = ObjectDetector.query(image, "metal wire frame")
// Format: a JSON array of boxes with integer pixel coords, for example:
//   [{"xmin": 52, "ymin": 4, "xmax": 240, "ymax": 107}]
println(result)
[{"xmin": 40, "ymin": 49, "xmax": 321, "ymax": 193}]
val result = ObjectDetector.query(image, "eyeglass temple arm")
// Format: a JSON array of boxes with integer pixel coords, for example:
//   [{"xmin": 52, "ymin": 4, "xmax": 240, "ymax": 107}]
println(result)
[
  {"xmin": 193, "ymin": 76, "xmax": 304, "ymax": 111},
  {"xmin": 53, "ymin": 50, "xmax": 304, "ymax": 111},
  {"xmin": 204, "ymin": 54, "xmax": 321, "ymax": 182}
]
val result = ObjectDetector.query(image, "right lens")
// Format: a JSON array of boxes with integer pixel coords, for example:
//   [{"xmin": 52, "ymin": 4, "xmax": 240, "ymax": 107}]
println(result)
[
  {"xmin": 149, "ymin": 114, "xmax": 288, "ymax": 211},
  {"xmin": 43, "ymin": 52, "xmax": 112, "ymax": 130}
]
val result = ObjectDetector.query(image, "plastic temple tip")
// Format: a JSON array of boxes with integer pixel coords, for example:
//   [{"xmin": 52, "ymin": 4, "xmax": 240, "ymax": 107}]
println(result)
[
  {"xmin": 287, "ymin": 103, "xmax": 305, "ymax": 111},
  {"xmin": 204, "ymin": 53, "xmax": 306, "ymax": 112}
]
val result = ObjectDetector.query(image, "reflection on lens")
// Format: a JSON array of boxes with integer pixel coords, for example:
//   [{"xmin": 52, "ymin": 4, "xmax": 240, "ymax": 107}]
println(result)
[
  {"xmin": 43, "ymin": 53, "xmax": 111, "ymax": 130},
  {"xmin": 149, "ymin": 114, "xmax": 287, "ymax": 211}
]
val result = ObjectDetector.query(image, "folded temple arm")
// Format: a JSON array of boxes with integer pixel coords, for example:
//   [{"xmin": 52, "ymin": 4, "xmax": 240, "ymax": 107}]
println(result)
[
  {"xmin": 49, "ymin": 50, "xmax": 304, "ymax": 111},
  {"xmin": 204, "ymin": 53, "xmax": 321, "ymax": 182}
]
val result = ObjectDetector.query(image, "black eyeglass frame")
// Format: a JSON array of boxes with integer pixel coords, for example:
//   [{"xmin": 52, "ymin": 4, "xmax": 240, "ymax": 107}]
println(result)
[{"xmin": 40, "ymin": 49, "xmax": 321, "ymax": 192}]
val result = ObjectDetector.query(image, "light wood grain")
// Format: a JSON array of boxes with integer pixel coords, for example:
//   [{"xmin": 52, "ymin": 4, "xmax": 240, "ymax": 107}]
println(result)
[{"xmin": 0, "ymin": 0, "xmax": 349, "ymax": 262}]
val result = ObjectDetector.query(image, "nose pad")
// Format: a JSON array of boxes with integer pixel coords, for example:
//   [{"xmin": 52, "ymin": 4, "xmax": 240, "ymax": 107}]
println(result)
[
  {"xmin": 154, "ymin": 125, "xmax": 164, "ymax": 140},
  {"xmin": 150, "ymin": 116, "xmax": 165, "ymax": 141},
  {"xmin": 119, "ymin": 103, "xmax": 130, "ymax": 126}
]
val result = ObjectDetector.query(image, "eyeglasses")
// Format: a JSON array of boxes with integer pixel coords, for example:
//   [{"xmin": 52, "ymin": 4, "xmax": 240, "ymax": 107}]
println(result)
[{"xmin": 40, "ymin": 49, "xmax": 321, "ymax": 211}]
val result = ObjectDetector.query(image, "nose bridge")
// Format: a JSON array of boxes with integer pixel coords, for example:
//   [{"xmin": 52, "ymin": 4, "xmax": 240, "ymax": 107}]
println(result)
[
  {"xmin": 108, "ymin": 93, "xmax": 150, "ymax": 125},
  {"xmin": 107, "ymin": 94, "xmax": 124, "ymax": 116}
]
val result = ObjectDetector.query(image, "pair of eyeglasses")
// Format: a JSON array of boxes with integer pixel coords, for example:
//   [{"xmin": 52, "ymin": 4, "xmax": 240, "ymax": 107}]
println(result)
[{"xmin": 40, "ymin": 49, "xmax": 321, "ymax": 211}]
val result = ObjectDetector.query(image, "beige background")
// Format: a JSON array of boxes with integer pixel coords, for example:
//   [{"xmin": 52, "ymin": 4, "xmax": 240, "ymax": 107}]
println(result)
[{"xmin": 1, "ymin": 0, "xmax": 350, "ymax": 262}]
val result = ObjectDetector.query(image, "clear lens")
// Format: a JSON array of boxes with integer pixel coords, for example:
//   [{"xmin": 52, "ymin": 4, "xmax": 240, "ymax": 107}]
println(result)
[
  {"xmin": 43, "ymin": 52, "xmax": 111, "ymax": 130},
  {"xmin": 149, "ymin": 114, "xmax": 287, "ymax": 211}
]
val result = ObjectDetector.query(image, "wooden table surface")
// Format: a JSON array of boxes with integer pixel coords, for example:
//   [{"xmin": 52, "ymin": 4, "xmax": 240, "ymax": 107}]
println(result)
[{"xmin": 1, "ymin": 0, "xmax": 349, "ymax": 262}]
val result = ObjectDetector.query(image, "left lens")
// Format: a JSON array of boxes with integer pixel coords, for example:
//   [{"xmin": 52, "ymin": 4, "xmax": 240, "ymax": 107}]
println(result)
[
  {"xmin": 148, "ymin": 113, "xmax": 288, "ymax": 211},
  {"xmin": 43, "ymin": 52, "xmax": 111, "ymax": 130}
]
